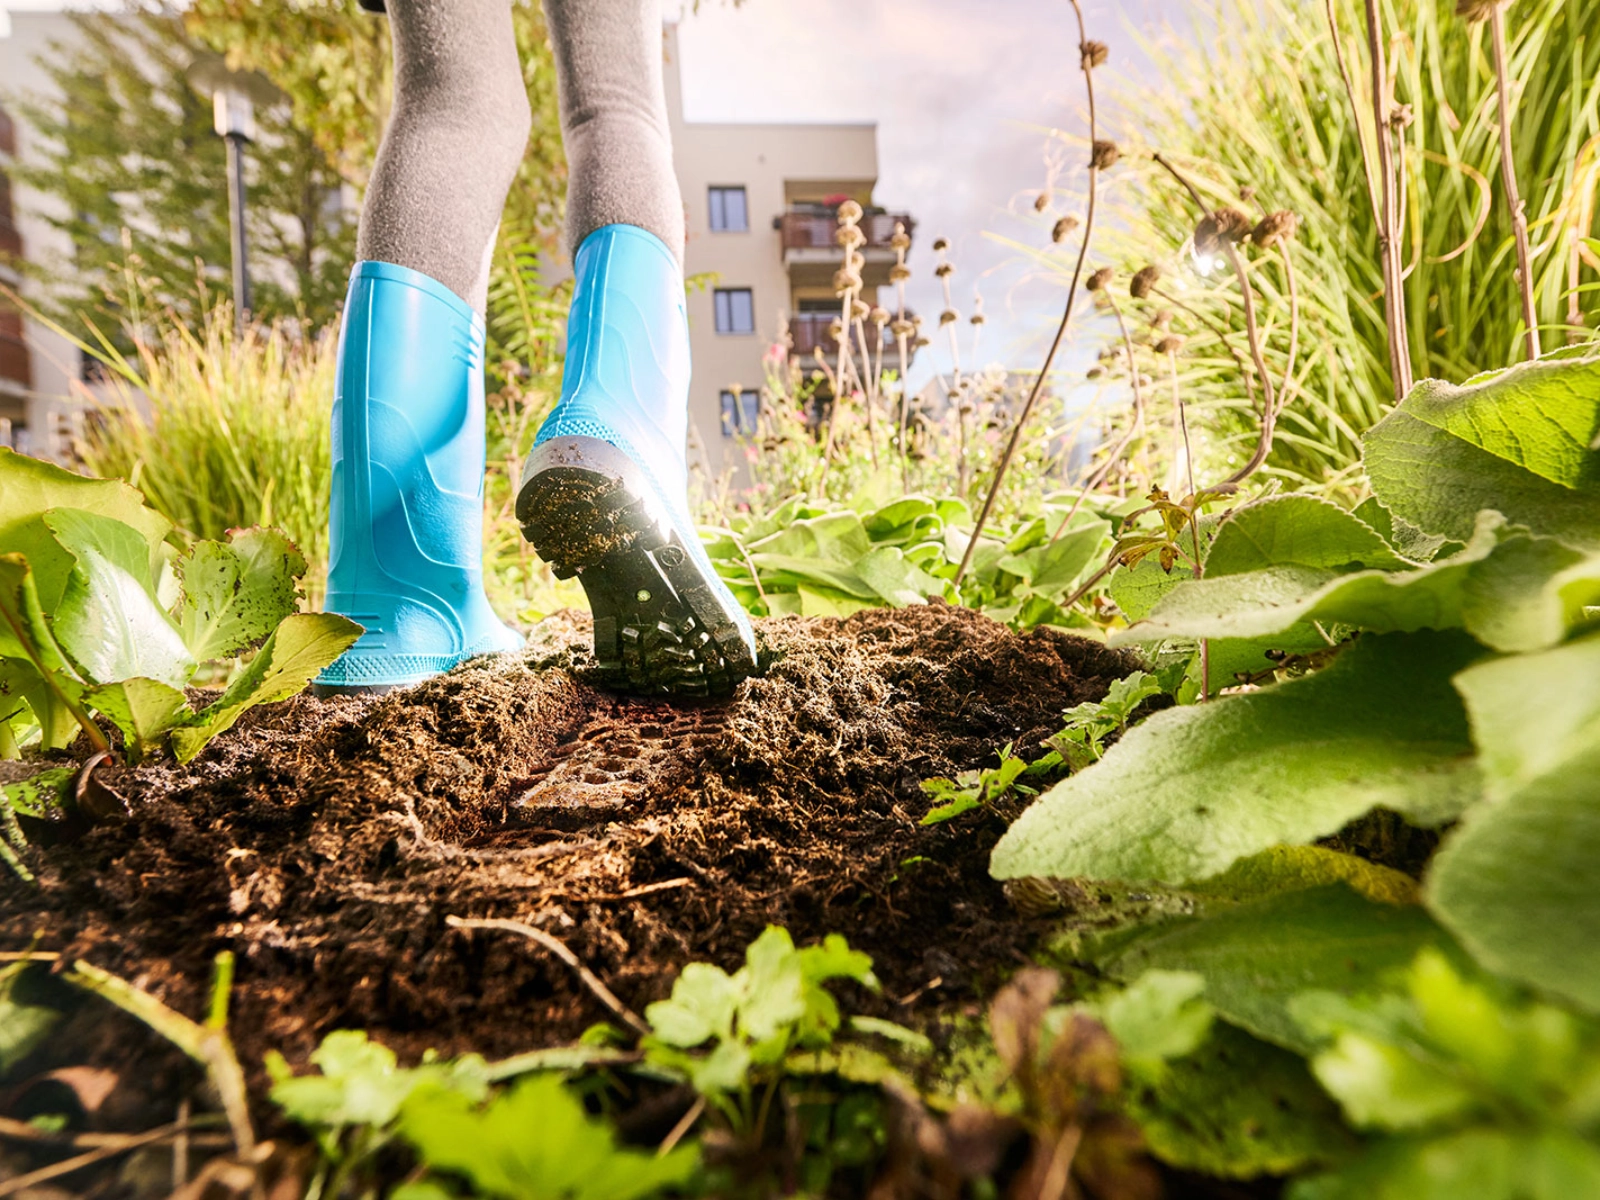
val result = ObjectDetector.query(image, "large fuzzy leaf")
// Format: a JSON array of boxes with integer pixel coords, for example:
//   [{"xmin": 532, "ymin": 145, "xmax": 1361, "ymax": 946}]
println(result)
[
  {"xmin": 990, "ymin": 632, "xmax": 1484, "ymax": 886},
  {"xmin": 171, "ymin": 612, "xmax": 361, "ymax": 762},
  {"xmin": 85, "ymin": 677, "xmax": 192, "ymax": 763},
  {"xmin": 178, "ymin": 528, "xmax": 306, "ymax": 662},
  {"xmin": 1399, "ymin": 356, "xmax": 1600, "ymax": 491},
  {"xmin": 0, "ymin": 448, "xmax": 171, "ymax": 612},
  {"xmin": 1424, "ymin": 636, "xmax": 1600, "ymax": 1011},
  {"xmin": 1460, "ymin": 537, "xmax": 1600, "ymax": 652},
  {"xmin": 1100, "ymin": 886, "xmax": 1465, "ymax": 1055},
  {"xmin": 1202, "ymin": 496, "xmax": 1413, "ymax": 576},
  {"xmin": 1365, "ymin": 411, "xmax": 1600, "ymax": 547},
  {"xmin": 51, "ymin": 543, "xmax": 194, "ymax": 690}
]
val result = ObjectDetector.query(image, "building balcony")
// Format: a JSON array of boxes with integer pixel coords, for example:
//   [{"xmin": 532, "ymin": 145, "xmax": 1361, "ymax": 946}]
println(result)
[
  {"xmin": 788, "ymin": 309, "xmax": 917, "ymax": 372},
  {"xmin": 776, "ymin": 207, "xmax": 914, "ymax": 290}
]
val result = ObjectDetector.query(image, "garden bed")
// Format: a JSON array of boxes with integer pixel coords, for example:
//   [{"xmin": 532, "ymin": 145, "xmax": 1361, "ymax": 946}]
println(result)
[{"xmin": 1, "ymin": 603, "xmax": 1140, "ymax": 1127}]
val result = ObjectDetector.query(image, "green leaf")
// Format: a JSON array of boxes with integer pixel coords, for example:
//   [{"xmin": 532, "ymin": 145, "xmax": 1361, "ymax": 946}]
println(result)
[
  {"xmin": 1461, "ymin": 538, "xmax": 1600, "ymax": 653},
  {"xmin": 751, "ymin": 557, "xmax": 877, "ymax": 600},
  {"xmin": 1203, "ymin": 496, "xmax": 1414, "ymax": 576},
  {"xmin": 1126, "ymin": 1022, "xmax": 1355, "ymax": 1179},
  {"xmin": 41, "ymin": 509, "xmax": 164, "ymax": 594},
  {"xmin": 645, "ymin": 961, "xmax": 740, "ymax": 1048},
  {"xmin": 1426, "ymin": 645, "xmax": 1600, "ymax": 1011},
  {"xmin": 0, "ymin": 962, "xmax": 62, "ymax": 1074},
  {"xmin": 270, "ymin": 1029, "xmax": 490, "ymax": 1133},
  {"xmin": 1309, "ymin": 1031, "xmax": 1478, "ymax": 1130},
  {"xmin": 1190, "ymin": 846, "xmax": 1419, "ymax": 907},
  {"xmin": 171, "ymin": 612, "xmax": 361, "ymax": 762},
  {"xmin": 1099, "ymin": 886, "xmax": 1465, "ymax": 1055},
  {"xmin": 1108, "ymin": 554, "xmax": 1185, "ymax": 622},
  {"xmin": 853, "ymin": 545, "xmax": 944, "ymax": 606},
  {"xmin": 1366, "ymin": 411, "xmax": 1600, "ymax": 548},
  {"xmin": 1117, "ymin": 512, "xmax": 1502, "ymax": 646},
  {"xmin": 1400, "ymin": 356, "xmax": 1600, "ymax": 491},
  {"xmin": 0, "ymin": 558, "xmax": 90, "ymax": 751},
  {"xmin": 996, "ymin": 518, "xmax": 1108, "ymax": 595},
  {"xmin": 0, "ymin": 657, "xmax": 80, "ymax": 753},
  {"xmin": 0, "ymin": 447, "xmax": 171, "ymax": 612},
  {"xmin": 739, "ymin": 925, "xmax": 807, "ymax": 1043},
  {"xmin": 178, "ymin": 528, "xmax": 307, "ymax": 662},
  {"xmin": 84, "ymin": 678, "xmax": 191, "ymax": 762},
  {"xmin": 3, "ymin": 766, "xmax": 76, "ymax": 820},
  {"xmin": 397, "ymin": 1073, "xmax": 698, "ymax": 1200},
  {"xmin": 990, "ymin": 633, "xmax": 1484, "ymax": 886},
  {"xmin": 1095, "ymin": 969, "xmax": 1214, "ymax": 1070},
  {"xmin": 51, "ymin": 535, "xmax": 195, "ymax": 689},
  {"xmin": 1288, "ymin": 1128, "xmax": 1600, "ymax": 1200},
  {"xmin": 795, "ymin": 583, "xmax": 878, "ymax": 617},
  {"xmin": 747, "ymin": 511, "xmax": 871, "ymax": 561}
]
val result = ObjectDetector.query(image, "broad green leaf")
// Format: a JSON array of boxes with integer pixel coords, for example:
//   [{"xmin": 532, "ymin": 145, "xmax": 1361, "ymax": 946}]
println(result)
[
  {"xmin": 0, "ymin": 448, "xmax": 171, "ymax": 611},
  {"xmin": 1452, "ymin": 633, "xmax": 1600, "ymax": 796},
  {"xmin": 0, "ymin": 557, "xmax": 88, "ymax": 750},
  {"xmin": 1095, "ymin": 969, "xmax": 1214, "ymax": 1070},
  {"xmin": 1462, "ymin": 537, "xmax": 1600, "ymax": 653},
  {"xmin": 2, "ymin": 766, "xmax": 73, "ymax": 820},
  {"xmin": 1099, "ymin": 886, "xmax": 1465, "ymax": 1055},
  {"xmin": 990, "ymin": 633, "xmax": 1484, "ymax": 886},
  {"xmin": 749, "ymin": 555, "xmax": 877, "ymax": 600},
  {"xmin": 795, "ymin": 583, "xmax": 877, "ymax": 617},
  {"xmin": 1425, "ymin": 771, "xmax": 1600, "ymax": 1013},
  {"xmin": 853, "ymin": 545, "xmax": 943, "ymax": 606},
  {"xmin": 645, "ymin": 961, "xmax": 740, "ymax": 1048},
  {"xmin": 85, "ymin": 678, "xmax": 191, "ymax": 762},
  {"xmin": 1116, "ymin": 512, "xmax": 1503, "ymax": 646},
  {"xmin": 1127, "ymin": 1022, "xmax": 1355, "ymax": 1179},
  {"xmin": 739, "ymin": 926, "xmax": 807, "ymax": 1043},
  {"xmin": 52, "ymin": 543, "xmax": 195, "ymax": 689},
  {"xmin": 171, "ymin": 613, "xmax": 361, "ymax": 762},
  {"xmin": 1107, "ymin": 554, "xmax": 1184, "ymax": 622},
  {"xmin": 270, "ymin": 1030, "xmax": 489, "ymax": 1132},
  {"xmin": 0, "ymin": 656, "xmax": 79, "ymax": 752},
  {"xmin": 1401, "ymin": 356, "xmax": 1600, "ymax": 490},
  {"xmin": 1203, "ymin": 496, "xmax": 1413, "ymax": 576},
  {"xmin": 0, "ymin": 963, "xmax": 62, "ymax": 1074},
  {"xmin": 179, "ymin": 528, "xmax": 306, "ymax": 662},
  {"xmin": 398, "ymin": 1073, "xmax": 697, "ymax": 1200},
  {"xmin": 746, "ymin": 511, "xmax": 871, "ymax": 561},
  {"xmin": 42, "ymin": 509, "xmax": 163, "ymax": 593},
  {"xmin": 1190, "ymin": 846, "xmax": 1419, "ymax": 907},
  {"xmin": 1308, "ymin": 1031, "xmax": 1478, "ymax": 1130},
  {"xmin": 1365, "ymin": 411, "xmax": 1600, "ymax": 547},
  {"xmin": 996, "ymin": 519, "xmax": 1108, "ymax": 595},
  {"xmin": 1287, "ymin": 1128, "xmax": 1600, "ymax": 1200}
]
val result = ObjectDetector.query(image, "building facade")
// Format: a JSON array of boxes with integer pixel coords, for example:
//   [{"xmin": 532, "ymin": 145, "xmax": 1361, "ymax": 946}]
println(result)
[{"xmin": 664, "ymin": 22, "xmax": 912, "ymax": 478}]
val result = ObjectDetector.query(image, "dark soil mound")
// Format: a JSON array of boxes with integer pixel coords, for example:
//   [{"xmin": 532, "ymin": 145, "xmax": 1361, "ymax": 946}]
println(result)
[{"xmin": 2, "ymin": 604, "xmax": 1140, "ymax": 1093}]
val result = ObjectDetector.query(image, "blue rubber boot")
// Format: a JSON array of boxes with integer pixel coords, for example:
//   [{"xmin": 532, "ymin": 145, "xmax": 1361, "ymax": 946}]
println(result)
[
  {"xmin": 316, "ymin": 261, "xmax": 523, "ymax": 693},
  {"xmin": 518, "ymin": 224, "xmax": 758, "ymax": 695}
]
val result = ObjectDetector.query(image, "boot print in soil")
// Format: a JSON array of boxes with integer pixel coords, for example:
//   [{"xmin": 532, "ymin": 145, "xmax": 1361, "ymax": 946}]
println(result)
[
  {"xmin": 518, "ymin": 224, "xmax": 759, "ymax": 697},
  {"xmin": 316, "ymin": 262, "xmax": 523, "ymax": 694}
]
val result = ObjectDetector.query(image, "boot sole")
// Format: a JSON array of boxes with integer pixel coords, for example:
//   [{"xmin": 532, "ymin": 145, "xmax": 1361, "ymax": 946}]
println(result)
[{"xmin": 516, "ymin": 437, "xmax": 756, "ymax": 697}]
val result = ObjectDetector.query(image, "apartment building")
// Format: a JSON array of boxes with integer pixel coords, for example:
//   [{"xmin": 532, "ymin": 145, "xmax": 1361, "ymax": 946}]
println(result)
[{"xmin": 664, "ymin": 22, "xmax": 914, "ymax": 477}]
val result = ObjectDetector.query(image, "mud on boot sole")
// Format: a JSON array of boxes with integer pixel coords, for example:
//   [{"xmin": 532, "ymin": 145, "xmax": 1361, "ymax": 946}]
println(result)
[{"xmin": 517, "ymin": 437, "xmax": 757, "ymax": 696}]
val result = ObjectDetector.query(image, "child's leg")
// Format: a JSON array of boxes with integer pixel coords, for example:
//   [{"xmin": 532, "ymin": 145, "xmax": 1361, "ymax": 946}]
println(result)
[
  {"xmin": 519, "ymin": 0, "xmax": 758, "ymax": 695},
  {"xmin": 316, "ymin": 0, "xmax": 528, "ymax": 694},
  {"xmin": 545, "ymin": 0, "xmax": 683, "ymax": 264},
  {"xmin": 358, "ymin": 0, "xmax": 530, "ymax": 313}
]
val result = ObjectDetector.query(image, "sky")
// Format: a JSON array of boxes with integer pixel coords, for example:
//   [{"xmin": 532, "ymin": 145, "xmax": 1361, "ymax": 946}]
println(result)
[{"xmin": 2, "ymin": 0, "xmax": 1196, "ymax": 390}]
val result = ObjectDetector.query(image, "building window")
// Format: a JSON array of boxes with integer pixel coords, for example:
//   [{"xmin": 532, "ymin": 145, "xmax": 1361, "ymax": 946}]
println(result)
[
  {"xmin": 720, "ymin": 388, "xmax": 760, "ymax": 437},
  {"xmin": 713, "ymin": 288, "xmax": 755, "ymax": 335},
  {"xmin": 708, "ymin": 186, "xmax": 748, "ymax": 233}
]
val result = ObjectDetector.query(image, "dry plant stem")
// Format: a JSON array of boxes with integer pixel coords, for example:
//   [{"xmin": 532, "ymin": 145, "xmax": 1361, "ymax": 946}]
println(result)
[
  {"xmin": 1489, "ymin": 3, "xmax": 1541, "ymax": 359},
  {"xmin": 955, "ymin": 0, "xmax": 1100, "ymax": 585},
  {"xmin": 446, "ymin": 915, "xmax": 650, "ymax": 1036},
  {"xmin": 1277, "ymin": 244, "xmax": 1301, "ymax": 414},
  {"xmin": 1155, "ymin": 286, "xmax": 1261, "ymax": 412},
  {"xmin": 856, "ymin": 314, "xmax": 882, "ymax": 467},
  {"xmin": 1325, "ymin": 0, "xmax": 1383, "ymax": 218},
  {"xmin": 0, "ymin": 1122, "xmax": 203, "ymax": 1198},
  {"xmin": 896, "ymin": 333, "xmax": 912, "ymax": 491},
  {"xmin": 1363, "ymin": 0, "xmax": 1414, "ymax": 398}
]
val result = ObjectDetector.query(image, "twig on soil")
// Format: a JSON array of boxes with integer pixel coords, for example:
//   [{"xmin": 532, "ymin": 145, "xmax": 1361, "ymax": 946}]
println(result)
[
  {"xmin": 0, "ymin": 1120, "xmax": 212, "ymax": 1198},
  {"xmin": 0, "ymin": 950, "xmax": 59, "ymax": 962},
  {"xmin": 658, "ymin": 1096, "xmax": 706, "ymax": 1158},
  {"xmin": 445, "ymin": 915, "xmax": 651, "ymax": 1037},
  {"xmin": 567, "ymin": 878, "xmax": 695, "ymax": 903},
  {"xmin": 0, "ymin": 1115, "xmax": 225, "ymax": 1150}
]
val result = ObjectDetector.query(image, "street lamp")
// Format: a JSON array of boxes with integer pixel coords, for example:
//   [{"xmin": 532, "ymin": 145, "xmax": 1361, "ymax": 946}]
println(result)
[{"xmin": 185, "ymin": 55, "xmax": 280, "ymax": 329}]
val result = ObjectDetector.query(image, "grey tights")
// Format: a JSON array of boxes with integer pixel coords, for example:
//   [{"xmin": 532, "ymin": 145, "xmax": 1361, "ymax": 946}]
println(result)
[{"xmin": 355, "ymin": 0, "xmax": 682, "ymax": 316}]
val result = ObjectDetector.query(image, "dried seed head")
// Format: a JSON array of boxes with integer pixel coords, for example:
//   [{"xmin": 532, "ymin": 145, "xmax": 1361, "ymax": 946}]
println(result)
[
  {"xmin": 970, "ymin": 294, "xmax": 986, "ymax": 325},
  {"xmin": 1388, "ymin": 103, "xmax": 1415, "ymax": 130},
  {"xmin": 835, "ymin": 223, "xmax": 866, "ymax": 249},
  {"xmin": 890, "ymin": 222, "xmax": 912, "ymax": 251},
  {"xmin": 1080, "ymin": 39, "xmax": 1109, "ymax": 69},
  {"xmin": 914, "ymin": 335, "xmax": 931, "ymax": 349},
  {"xmin": 1129, "ymin": 265, "xmax": 1161, "ymax": 299},
  {"xmin": 1086, "ymin": 267, "xmax": 1114, "ymax": 292},
  {"xmin": 852, "ymin": 299, "xmax": 871, "ymax": 321},
  {"xmin": 833, "ymin": 268, "xmax": 863, "ymax": 293},
  {"xmin": 890, "ymin": 263, "xmax": 912, "ymax": 283},
  {"xmin": 837, "ymin": 198, "xmax": 863, "ymax": 223},
  {"xmin": 847, "ymin": 250, "xmax": 866, "ymax": 272},
  {"xmin": 1033, "ymin": 190, "xmax": 1051, "ymax": 212},
  {"xmin": 1089, "ymin": 140, "xmax": 1121, "ymax": 171},
  {"xmin": 870, "ymin": 305, "xmax": 890, "ymax": 325},
  {"xmin": 1051, "ymin": 215, "xmax": 1080, "ymax": 243},
  {"xmin": 891, "ymin": 317, "xmax": 915, "ymax": 337},
  {"xmin": 1250, "ymin": 209, "xmax": 1300, "ymax": 248},
  {"xmin": 933, "ymin": 236, "xmax": 950, "ymax": 252},
  {"xmin": 1193, "ymin": 207, "xmax": 1251, "ymax": 254},
  {"xmin": 939, "ymin": 308, "xmax": 959, "ymax": 326},
  {"xmin": 935, "ymin": 261, "xmax": 955, "ymax": 278},
  {"xmin": 1087, "ymin": 366, "xmax": 1104, "ymax": 380},
  {"xmin": 1239, "ymin": 185, "xmax": 1257, "ymax": 204},
  {"xmin": 828, "ymin": 319, "xmax": 844, "ymax": 340},
  {"xmin": 1151, "ymin": 308, "xmax": 1176, "ymax": 331},
  {"xmin": 1155, "ymin": 335, "xmax": 1185, "ymax": 355},
  {"xmin": 1455, "ymin": 0, "xmax": 1499, "ymax": 21}
]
